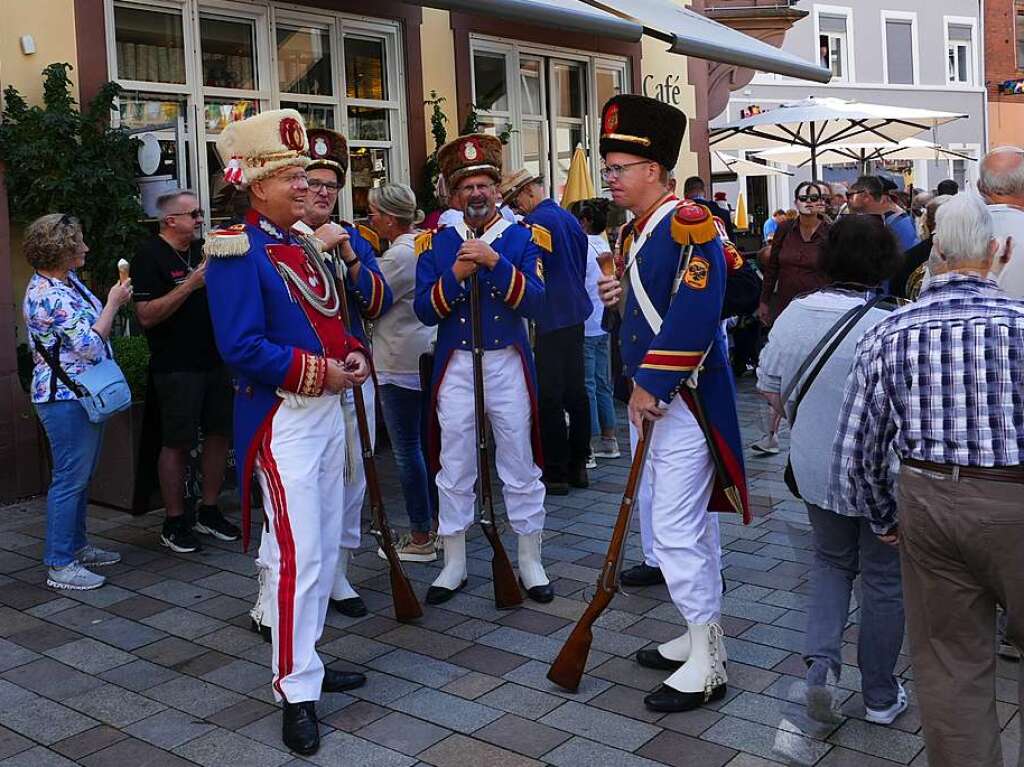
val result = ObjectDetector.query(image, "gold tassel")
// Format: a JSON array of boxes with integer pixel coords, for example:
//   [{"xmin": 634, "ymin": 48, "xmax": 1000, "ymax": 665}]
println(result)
[{"xmin": 203, "ymin": 225, "xmax": 250, "ymax": 258}]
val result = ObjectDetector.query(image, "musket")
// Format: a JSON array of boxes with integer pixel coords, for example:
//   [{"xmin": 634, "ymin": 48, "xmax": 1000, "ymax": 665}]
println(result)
[
  {"xmin": 467, "ymin": 227, "xmax": 524, "ymax": 610},
  {"xmin": 548, "ymin": 418, "xmax": 653, "ymax": 691},
  {"xmin": 326, "ymin": 239, "xmax": 423, "ymax": 623}
]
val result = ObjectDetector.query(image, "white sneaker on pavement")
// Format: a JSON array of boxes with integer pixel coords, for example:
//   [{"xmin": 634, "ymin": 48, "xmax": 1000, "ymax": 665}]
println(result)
[
  {"xmin": 75, "ymin": 545, "xmax": 121, "ymax": 567},
  {"xmin": 749, "ymin": 433, "xmax": 780, "ymax": 455},
  {"xmin": 864, "ymin": 681, "xmax": 908, "ymax": 725},
  {"xmin": 46, "ymin": 561, "xmax": 105, "ymax": 591}
]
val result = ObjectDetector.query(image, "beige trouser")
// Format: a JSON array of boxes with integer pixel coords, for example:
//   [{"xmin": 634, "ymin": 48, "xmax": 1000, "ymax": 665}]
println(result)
[{"xmin": 897, "ymin": 465, "xmax": 1024, "ymax": 767}]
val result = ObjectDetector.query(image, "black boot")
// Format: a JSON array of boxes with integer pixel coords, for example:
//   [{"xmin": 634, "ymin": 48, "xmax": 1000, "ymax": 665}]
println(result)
[
  {"xmin": 519, "ymin": 578, "xmax": 554, "ymax": 604},
  {"xmin": 322, "ymin": 668, "xmax": 366, "ymax": 693},
  {"xmin": 249, "ymin": 618, "xmax": 271, "ymax": 644},
  {"xmin": 635, "ymin": 647, "xmax": 685, "ymax": 671},
  {"xmin": 620, "ymin": 563, "xmax": 665, "ymax": 587},
  {"xmin": 644, "ymin": 682, "xmax": 727, "ymax": 712},
  {"xmin": 425, "ymin": 579, "xmax": 467, "ymax": 605},
  {"xmin": 330, "ymin": 596, "xmax": 368, "ymax": 617},
  {"xmin": 282, "ymin": 700, "xmax": 319, "ymax": 755}
]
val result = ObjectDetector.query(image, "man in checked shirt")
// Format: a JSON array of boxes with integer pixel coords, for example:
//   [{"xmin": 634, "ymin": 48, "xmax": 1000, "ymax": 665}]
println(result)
[{"xmin": 830, "ymin": 192, "xmax": 1023, "ymax": 767}]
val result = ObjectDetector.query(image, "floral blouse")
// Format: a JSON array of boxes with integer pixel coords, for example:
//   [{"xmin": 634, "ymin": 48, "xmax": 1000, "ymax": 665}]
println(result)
[{"xmin": 23, "ymin": 271, "xmax": 109, "ymax": 404}]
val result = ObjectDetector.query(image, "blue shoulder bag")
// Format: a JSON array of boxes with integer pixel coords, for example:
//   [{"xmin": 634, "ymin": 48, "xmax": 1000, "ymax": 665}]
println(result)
[{"xmin": 34, "ymin": 335, "xmax": 131, "ymax": 423}]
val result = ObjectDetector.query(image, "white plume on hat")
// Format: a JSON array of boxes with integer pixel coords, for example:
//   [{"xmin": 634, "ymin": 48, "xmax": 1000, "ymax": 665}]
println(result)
[{"xmin": 215, "ymin": 109, "xmax": 311, "ymax": 188}]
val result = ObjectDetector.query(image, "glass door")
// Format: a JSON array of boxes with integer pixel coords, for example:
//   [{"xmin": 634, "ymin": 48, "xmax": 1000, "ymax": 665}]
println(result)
[{"xmin": 548, "ymin": 58, "xmax": 588, "ymax": 202}]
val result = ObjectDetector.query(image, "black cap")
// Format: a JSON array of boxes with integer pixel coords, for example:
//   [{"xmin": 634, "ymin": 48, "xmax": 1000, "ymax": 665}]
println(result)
[{"xmin": 599, "ymin": 94, "xmax": 687, "ymax": 170}]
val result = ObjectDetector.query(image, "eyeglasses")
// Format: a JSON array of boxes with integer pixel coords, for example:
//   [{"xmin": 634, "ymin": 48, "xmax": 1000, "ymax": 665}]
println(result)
[
  {"xmin": 796, "ymin": 194, "xmax": 823, "ymax": 203},
  {"xmin": 276, "ymin": 171, "xmax": 309, "ymax": 188},
  {"xmin": 169, "ymin": 209, "xmax": 203, "ymax": 219},
  {"xmin": 308, "ymin": 179, "xmax": 341, "ymax": 193},
  {"xmin": 600, "ymin": 160, "xmax": 650, "ymax": 182}
]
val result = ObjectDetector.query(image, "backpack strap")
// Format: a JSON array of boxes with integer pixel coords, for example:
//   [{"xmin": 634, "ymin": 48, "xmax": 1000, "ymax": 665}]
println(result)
[{"xmin": 32, "ymin": 336, "xmax": 84, "ymax": 399}]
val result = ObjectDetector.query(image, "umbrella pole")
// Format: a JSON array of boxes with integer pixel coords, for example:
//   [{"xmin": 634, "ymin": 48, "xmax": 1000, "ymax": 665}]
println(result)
[{"xmin": 811, "ymin": 145, "xmax": 818, "ymax": 181}]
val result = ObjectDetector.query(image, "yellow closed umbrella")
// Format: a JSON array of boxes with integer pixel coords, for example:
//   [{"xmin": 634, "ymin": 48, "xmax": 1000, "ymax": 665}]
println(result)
[
  {"xmin": 733, "ymin": 191, "xmax": 748, "ymax": 231},
  {"xmin": 560, "ymin": 144, "xmax": 595, "ymax": 209}
]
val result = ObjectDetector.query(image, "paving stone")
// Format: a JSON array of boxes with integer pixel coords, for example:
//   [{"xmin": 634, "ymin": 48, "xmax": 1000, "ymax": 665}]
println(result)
[
  {"xmin": 587, "ymin": 683, "xmax": 663, "ymax": 723},
  {"xmin": 103, "ymin": 594, "xmax": 174, "ymax": 620},
  {"xmin": 502, "ymin": 660, "xmax": 613, "ymax": 702},
  {"xmin": 356, "ymin": 711, "xmax": 451, "ymax": 756},
  {"xmin": 703, "ymin": 715, "xmax": 831, "ymax": 766},
  {"xmin": 141, "ymin": 607, "xmax": 225, "ymax": 640},
  {"xmin": 347, "ymin": 671, "xmax": 422, "ymax": 705},
  {"xmin": 190, "ymin": 594, "xmax": 253, "ymax": 620},
  {"xmin": 304, "ymin": 730, "xmax": 415, "ymax": 767},
  {"xmin": 587, "ymin": 655, "xmax": 665, "ymax": 692},
  {"xmin": 473, "ymin": 713, "xmax": 571, "ymax": 759},
  {"xmin": 390, "ymin": 688, "xmax": 503, "ymax": 734},
  {"xmin": 147, "ymin": 676, "xmax": 244, "ymax": 718},
  {"xmin": 447, "ymin": 643, "xmax": 529, "ymax": 676},
  {"xmin": 5, "ymin": 622, "xmax": 82, "ymax": 652},
  {"xmin": 321, "ymin": 700, "xmax": 391, "ymax": 732},
  {"xmin": 99, "ymin": 659, "xmax": 179, "ymax": 692},
  {"xmin": 2, "ymin": 657, "xmax": 105, "ymax": 699},
  {"xmin": 548, "ymin": 624, "xmax": 650, "ymax": 658},
  {"xmin": 496, "ymin": 608, "xmax": 572, "ymax": 636},
  {"xmin": 828, "ymin": 718, "xmax": 924, "ymax": 763},
  {"xmin": 78, "ymin": 616, "xmax": 167, "ymax": 651},
  {"xmin": 477, "ymin": 682, "xmax": 564, "ymax": 719},
  {"xmin": 659, "ymin": 706, "xmax": 725, "ymax": 737},
  {"xmin": 818, "ymin": 746, "xmax": 910, "ymax": 766},
  {"xmin": 366, "ymin": 649, "xmax": 469, "ymax": 688},
  {"xmin": 418, "ymin": 733, "xmax": 542, "ymax": 767},
  {"xmin": 540, "ymin": 699, "xmax": 659, "ymax": 751},
  {"xmin": 636, "ymin": 730, "xmax": 737, "ymax": 767},
  {"xmin": 0, "ymin": 745, "xmax": 79, "ymax": 766},
  {"xmin": 206, "ymin": 699, "xmax": 278, "ymax": 731},
  {"xmin": 139, "ymin": 579, "xmax": 219, "ymax": 607},
  {"xmin": 0, "ymin": 640, "xmax": 38, "ymax": 673},
  {"xmin": 49, "ymin": 724, "xmax": 127, "ymax": 760},
  {"xmin": 200, "ymin": 658, "xmax": 268, "ymax": 694},
  {"xmin": 543, "ymin": 736, "xmax": 666, "ymax": 767},
  {"xmin": 445, "ymin": 618, "xmax": 498, "ymax": 641},
  {"xmin": 739, "ymin": 624, "xmax": 807, "ymax": 654},
  {"xmin": 441, "ymin": 671, "xmax": 505, "ymax": 700},
  {"xmin": 318, "ymin": 633, "xmax": 393, "ymax": 664},
  {"xmin": 377, "ymin": 624, "xmax": 472, "ymax": 660},
  {"xmin": 0, "ymin": 695, "xmax": 97, "ymax": 745},
  {"xmin": 722, "ymin": 639, "xmax": 791, "ymax": 670},
  {"xmin": 24, "ymin": 598, "xmax": 76, "ymax": 619},
  {"xmin": 173, "ymin": 728, "xmax": 291, "ymax": 767},
  {"xmin": 43, "ymin": 638, "xmax": 134, "ymax": 674},
  {"xmin": 63, "ymin": 683, "xmax": 166, "ymax": 727},
  {"xmin": 124, "ymin": 709, "xmax": 216, "ymax": 749},
  {"xmin": 0, "ymin": 726, "xmax": 32, "ymax": 760},
  {"xmin": 134, "ymin": 637, "xmax": 208, "ymax": 667},
  {"xmin": 175, "ymin": 649, "xmax": 236, "ymax": 677}
]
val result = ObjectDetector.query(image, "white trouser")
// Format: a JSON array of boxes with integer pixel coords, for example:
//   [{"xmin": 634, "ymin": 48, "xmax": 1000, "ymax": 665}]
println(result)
[
  {"xmin": 339, "ymin": 377, "xmax": 375, "ymax": 550},
  {"xmin": 629, "ymin": 420, "xmax": 658, "ymax": 568},
  {"xmin": 648, "ymin": 396, "xmax": 722, "ymax": 625},
  {"xmin": 254, "ymin": 393, "xmax": 347, "ymax": 703},
  {"xmin": 436, "ymin": 348, "xmax": 545, "ymax": 537}
]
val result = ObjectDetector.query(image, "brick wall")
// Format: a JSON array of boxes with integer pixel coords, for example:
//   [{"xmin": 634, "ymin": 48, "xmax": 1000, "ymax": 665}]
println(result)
[{"xmin": 986, "ymin": 0, "xmax": 1024, "ymax": 100}]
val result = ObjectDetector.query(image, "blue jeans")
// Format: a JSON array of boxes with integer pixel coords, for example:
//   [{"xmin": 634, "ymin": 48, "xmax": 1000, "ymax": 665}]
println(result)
[
  {"xmin": 378, "ymin": 384, "xmax": 435, "ymax": 533},
  {"xmin": 804, "ymin": 503, "xmax": 905, "ymax": 710},
  {"xmin": 35, "ymin": 401, "xmax": 105, "ymax": 567},
  {"xmin": 583, "ymin": 334, "xmax": 616, "ymax": 437}
]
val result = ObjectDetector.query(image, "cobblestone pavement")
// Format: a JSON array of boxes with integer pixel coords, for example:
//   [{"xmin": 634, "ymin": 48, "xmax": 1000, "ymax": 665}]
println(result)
[{"xmin": 0, "ymin": 379, "xmax": 1019, "ymax": 766}]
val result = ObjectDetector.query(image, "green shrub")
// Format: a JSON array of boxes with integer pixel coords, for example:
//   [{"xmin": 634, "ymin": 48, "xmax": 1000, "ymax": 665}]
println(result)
[{"xmin": 111, "ymin": 335, "xmax": 149, "ymax": 402}]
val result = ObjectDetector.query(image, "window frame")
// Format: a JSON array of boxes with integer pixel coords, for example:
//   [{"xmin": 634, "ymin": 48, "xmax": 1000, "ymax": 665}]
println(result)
[
  {"xmin": 812, "ymin": 4, "xmax": 855, "ymax": 84},
  {"xmin": 1015, "ymin": 5, "xmax": 1024, "ymax": 71},
  {"xmin": 880, "ymin": 10, "xmax": 920, "ymax": 87},
  {"xmin": 943, "ymin": 16, "xmax": 978, "ymax": 87},
  {"xmin": 104, "ymin": 0, "xmax": 409, "ymax": 224}
]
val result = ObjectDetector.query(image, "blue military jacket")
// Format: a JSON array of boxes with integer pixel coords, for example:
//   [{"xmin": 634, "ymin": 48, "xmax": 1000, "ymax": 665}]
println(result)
[
  {"xmin": 523, "ymin": 198, "xmax": 592, "ymax": 334},
  {"xmin": 619, "ymin": 196, "xmax": 750, "ymax": 522},
  {"xmin": 204, "ymin": 209, "xmax": 365, "ymax": 548},
  {"xmin": 414, "ymin": 214, "xmax": 547, "ymax": 469}
]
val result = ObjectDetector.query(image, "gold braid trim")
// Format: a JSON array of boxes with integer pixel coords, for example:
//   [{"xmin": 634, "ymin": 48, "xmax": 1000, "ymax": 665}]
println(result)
[{"xmin": 297, "ymin": 354, "xmax": 327, "ymax": 397}]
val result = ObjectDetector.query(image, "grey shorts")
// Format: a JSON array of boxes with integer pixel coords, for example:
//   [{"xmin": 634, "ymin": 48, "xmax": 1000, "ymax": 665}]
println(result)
[{"xmin": 152, "ymin": 367, "xmax": 233, "ymax": 448}]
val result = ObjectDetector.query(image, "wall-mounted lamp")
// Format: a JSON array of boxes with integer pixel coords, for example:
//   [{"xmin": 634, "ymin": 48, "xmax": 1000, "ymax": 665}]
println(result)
[{"xmin": 20, "ymin": 35, "xmax": 37, "ymax": 55}]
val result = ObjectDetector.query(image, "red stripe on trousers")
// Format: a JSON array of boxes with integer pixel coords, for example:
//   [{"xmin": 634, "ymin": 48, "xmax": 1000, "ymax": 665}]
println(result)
[{"xmin": 260, "ymin": 424, "xmax": 298, "ymax": 700}]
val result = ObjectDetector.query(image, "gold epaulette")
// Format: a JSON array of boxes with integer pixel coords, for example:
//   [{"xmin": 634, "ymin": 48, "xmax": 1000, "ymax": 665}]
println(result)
[
  {"xmin": 357, "ymin": 223, "xmax": 381, "ymax": 253},
  {"xmin": 530, "ymin": 223, "xmax": 553, "ymax": 253},
  {"xmin": 414, "ymin": 230, "xmax": 433, "ymax": 257},
  {"xmin": 670, "ymin": 202, "xmax": 718, "ymax": 246},
  {"xmin": 203, "ymin": 225, "xmax": 249, "ymax": 258}
]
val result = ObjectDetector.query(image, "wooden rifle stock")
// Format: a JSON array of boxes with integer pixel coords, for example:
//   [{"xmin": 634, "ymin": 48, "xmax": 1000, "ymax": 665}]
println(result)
[
  {"xmin": 333, "ymin": 247, "xmax": 422, "ymax": 623},
  {"xmin": 468, "ymin": 229, "xmax": 523, "ymax": 610},
  {"xmin": 548, "ymin": 419, "xmax": 653, "ymax": 691}
]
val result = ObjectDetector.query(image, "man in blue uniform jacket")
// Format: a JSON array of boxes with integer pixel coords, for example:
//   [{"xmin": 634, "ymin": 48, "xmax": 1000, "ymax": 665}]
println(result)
[
  {"xmin": 203, "ymin": 109, "xmax": 369, "ymax": 756},
  {"xmin": 595, "ymin": 95, "xmax": 750, "ymax": 714},
  {"xmin": 500, "ymin": 169, "xmax": 593, "ymax": 493},
  {"xmin": 414, "ymin": 133, "xmax": 553, "ymax": 606}
]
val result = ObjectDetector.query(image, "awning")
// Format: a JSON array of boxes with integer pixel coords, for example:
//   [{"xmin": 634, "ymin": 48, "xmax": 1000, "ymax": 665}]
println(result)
[
  {"xmin": 406, "ymin": 0, "xmax": 831, "ymax": 83},
  {"xmin": 584, "ymin": 0, "xmax": 831, "ymax": 83},
  {"xmin": 411, "ymin": 0, "xmax": 642, "ymax": 41}
]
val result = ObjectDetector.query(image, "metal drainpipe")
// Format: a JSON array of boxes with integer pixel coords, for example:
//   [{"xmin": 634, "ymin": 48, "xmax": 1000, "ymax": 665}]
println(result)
[{"xmin": 980, "ymin": 0, "xmax": 989, "ymax": 155}]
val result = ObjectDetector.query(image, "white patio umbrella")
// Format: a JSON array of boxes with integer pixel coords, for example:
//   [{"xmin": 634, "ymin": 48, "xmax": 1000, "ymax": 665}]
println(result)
[
  {"xmin": 754, "ymin": 138, "xmax": 975, "ymax": 173},
  {"xmin": 712, "ymin": 151, "xmax": 792, "ymax": 177},
  {"xmin": 709, "ymin": 97, "xmax": 966, "ymax": 179}
]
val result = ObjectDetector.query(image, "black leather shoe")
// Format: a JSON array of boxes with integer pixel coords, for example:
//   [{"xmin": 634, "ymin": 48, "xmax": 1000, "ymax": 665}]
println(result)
[
  {"xmin": 635, "ymin": 647, "xmax": 685, "ymax": 670},
  {"xmin": 620, "ymin": 563, "xmax": 665, "ymax": 587},
  {"xmin": 520, "ymin": 578, "xmax": 554, "ymax": 604},
  {"xmin": 330, "ymin": 596, "xmax": 367, "ymax": 617},
  {"xmin": 322, "ymin": 668, "xmax": 366, "ymax": 693},
  {"xmin": 543, "ymin": 481, "xmax": 569, "ymax": 496},
  {"xmin": 568, "ymin": 465, "xmax": 589, "ymax": 489},
  {"xmin": 425, "ymin": 579, "xmax": 467, "ymax": 605},
  {"xmin": 644, "ymin": 683, "xmax": 727, "ymax": 712},
  {"xmin": 282, "ymin": 701, "xmax": 319, "ymax": 755},
  {"xmin": 250, "ymin": 618, "xmax": 271, "ymax": 644}
]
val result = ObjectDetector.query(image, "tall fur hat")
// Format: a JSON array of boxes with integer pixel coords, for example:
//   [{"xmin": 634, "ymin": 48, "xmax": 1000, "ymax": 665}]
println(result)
[
  {"xmin": 216, "ymin": 109, "xmax": 310, "ymax": 188},
  {"xmin": 437, "ymin": 133, "xmax": 503, "ymax": 190},
  {"xmin": 307, "ymin": 129, "xmax": 349, "ymax": 184},
  {"xmin": 599, "ymin": 95, "xmax": 687, "ymax": 171}
]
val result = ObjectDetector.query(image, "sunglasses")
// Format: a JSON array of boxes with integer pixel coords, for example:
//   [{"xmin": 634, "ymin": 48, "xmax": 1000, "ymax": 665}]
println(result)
[
  {"xmin": 796, "ymin": 194, "xmax": 823, "ymax": 203},
  {"xmin": 169, "ymin": 209, "xmax": 203, "ymax": 219}
]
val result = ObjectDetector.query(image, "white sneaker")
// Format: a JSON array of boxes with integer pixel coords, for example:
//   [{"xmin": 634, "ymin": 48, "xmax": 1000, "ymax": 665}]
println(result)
[
  {"xmin": 592, "ymin": 437, "xmax": 621, "ymax": 459},
  {"xmin": 585, "ymin": 452, "xmax": 597, "ymax": 470},
  {"xmin": 75, "ymin": 544, "xmax": 121, "ymax": 567},
  {"xmin": 749, "ymin": 434, "xmax": 780, "ymax": 455},
  {"xmin": 864, "ymin": 681, "xmax": 908, "ymax": 725},
  {"xmin": 46, "ymin": 561, "xmax": 105, "ymax": 591}
]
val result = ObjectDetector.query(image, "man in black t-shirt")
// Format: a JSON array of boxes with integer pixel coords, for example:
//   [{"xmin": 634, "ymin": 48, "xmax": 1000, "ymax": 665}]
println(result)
[{"xmin": 131, "ymin": 190, "xmax": 239, "ymax": 553}]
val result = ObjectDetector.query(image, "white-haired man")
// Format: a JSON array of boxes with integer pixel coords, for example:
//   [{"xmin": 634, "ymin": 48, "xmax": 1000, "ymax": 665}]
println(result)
[
  {"xmin": 979, "ymin": 145, "xmax": 1024, "ymax": 298},
  {"xmin": 830, "ymin": 192, "xmax": 1024, "ymax": 767}
]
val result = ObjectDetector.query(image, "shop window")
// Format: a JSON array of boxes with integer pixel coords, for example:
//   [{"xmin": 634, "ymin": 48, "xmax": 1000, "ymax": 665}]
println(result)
[
  {"xmin": 113, "ymin": 5, "xmax": 186, "ymax": 84},
  {"xmin": 1016, "ymin": 9, "xmax": 1024, "ymax": 69},
  {"xmin": 946, "ymin": 24, "xmax": 973, "ymax": 85},
  {"xmin": 200, "ymin": 16, "xmax": 257, "ymax": 90},
  {"xmin": 817, "ymin": 13, "xmax": 849, "ymax": 82},
  {"xmin": 277, "ymin": 25, "xmax": 332, "ymax": 96},
  {"xmin": 346, "ymin": 37, "xmax": 388, "ymax": 101},
  {"xmin": 883, "ymin": 16, "xmax": 916, "ymax": 86}
]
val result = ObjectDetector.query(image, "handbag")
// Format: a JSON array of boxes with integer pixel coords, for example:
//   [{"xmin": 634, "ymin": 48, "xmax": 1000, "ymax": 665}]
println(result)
[
  {"xmin": 34, "ymin": 336, "xmax": 131, "ymax": 423},
  {"xmin": 779, "ymin": 295, "xmax": 891, "ymax": 499}
]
